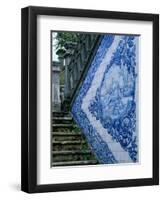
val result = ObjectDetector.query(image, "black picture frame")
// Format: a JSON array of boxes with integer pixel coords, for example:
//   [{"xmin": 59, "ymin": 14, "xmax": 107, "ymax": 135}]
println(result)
[{"xmin": 21, "ymin": 6, "xmax": 159, "ymax": 193}]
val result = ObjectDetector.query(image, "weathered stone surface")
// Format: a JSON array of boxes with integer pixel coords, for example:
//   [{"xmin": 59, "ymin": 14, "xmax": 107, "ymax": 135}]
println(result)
[
  {"xmin": 52, "ymin": 63, "xmax": 61, "ymax": 111},
  {"xmin": 51, "ymin": 111, "xmax": 98, "ymax": 167}
]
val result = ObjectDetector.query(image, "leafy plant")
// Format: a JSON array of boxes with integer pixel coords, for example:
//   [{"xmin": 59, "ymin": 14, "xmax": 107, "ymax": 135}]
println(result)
[{"xmin": 55, "ymin": 32, "xmax": 79, "ymax": 50}]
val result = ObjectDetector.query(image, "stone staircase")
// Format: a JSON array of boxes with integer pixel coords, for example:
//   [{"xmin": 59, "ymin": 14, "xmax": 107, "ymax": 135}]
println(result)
[{"xmin": 51, "ymin": 111, "xmax": 98, "ymax": 167}]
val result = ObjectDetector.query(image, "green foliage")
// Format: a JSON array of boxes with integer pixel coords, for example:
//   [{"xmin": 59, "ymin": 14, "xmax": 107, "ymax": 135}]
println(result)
[
  {"xmin": 55, "ymin": 32, "xmax": 79, "ymax": 49},
  {"xmin": 72, "ymin": 125, "xmax": 81, "ymax": 133}
]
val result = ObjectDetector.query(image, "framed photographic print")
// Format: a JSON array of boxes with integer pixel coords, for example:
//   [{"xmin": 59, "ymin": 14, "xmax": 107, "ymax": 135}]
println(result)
[{"xmin": 21, "ymin": 6, "xmax": 159, "ymax": 193}]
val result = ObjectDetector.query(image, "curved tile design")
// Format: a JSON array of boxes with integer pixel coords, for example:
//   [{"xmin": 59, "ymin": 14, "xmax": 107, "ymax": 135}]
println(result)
[{"xmin": 71, "ymin": 34, "xmax": 139, "ymax": 164}]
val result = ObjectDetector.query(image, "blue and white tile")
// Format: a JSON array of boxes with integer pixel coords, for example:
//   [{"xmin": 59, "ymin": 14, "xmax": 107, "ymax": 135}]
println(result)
[{"xmin": 71, "ymin": 35, "xmax": 139, "ymax": 164}]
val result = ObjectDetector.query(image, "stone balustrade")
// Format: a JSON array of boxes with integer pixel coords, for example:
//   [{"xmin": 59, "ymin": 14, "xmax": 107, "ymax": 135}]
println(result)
[
  {"xmin": 63, "ymin": 33, "xmax": 102, "ymax": 109},
  {"xmin": 52, "ymin": 61, "xmax": 61, "ymax": 111},
  {"xmin": 52, "ymin": 33, "xmax": 102, "ymax": 111}
]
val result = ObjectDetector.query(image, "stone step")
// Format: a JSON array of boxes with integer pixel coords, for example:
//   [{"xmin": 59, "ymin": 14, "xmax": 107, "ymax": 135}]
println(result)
[
  {"xmin": 52, "ymin": 124, "xmax": 78, "ymax": 132},
  {"xmin": 52, "ymin": 116, "xmax": 72, "ymax": 120},
  {"xmin": 52, "ymin": 150, "xmax": 92, "ymax": 155},
  {"xmin": 52, "ymin": 160, "xmax": 98, "ymax": 167},
  {"xmin": 52, "ymin": 111, "xmax": 70, "ymax": 118},
  {"xmin": 52, "ymin": 132, "xmax": 82, "ymax": 141},
  {"xmin": 52, "ymin": 116, "xmax": 73, "ymax": 124},
  {"xmin": 52, "ymin": 128, "xmax": 74, "ymax": 132},
  {"xmin": 52, "ymin": 140, "xmax": 86, "ymax": 145},
  {"xmin": 53, "ymin": 116, "xmax": 72, "ymax": 120},
  {"xmin": 52, "ymin": 124, "xmax": 74, "ymax": 128},
  {"xmin": 52, "ymin": 132, "xmax": 81, "ymax": 136},
  {"xmin": 52, "ymin": 150, "xmax": 96, "ymax": 162},
  {"xmin": 52, "ymin": 140, "xmax": 88, "ymax": 151}
]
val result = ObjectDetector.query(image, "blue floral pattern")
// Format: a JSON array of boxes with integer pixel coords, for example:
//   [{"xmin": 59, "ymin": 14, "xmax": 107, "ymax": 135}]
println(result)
[{"xmin": 71, "ymin": 35, "xmax": 139, "ymax": 164}]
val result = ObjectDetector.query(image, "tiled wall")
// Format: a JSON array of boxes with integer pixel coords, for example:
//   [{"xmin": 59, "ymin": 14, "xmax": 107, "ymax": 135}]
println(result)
[{"xmin": 71, "ymin": 34, "xmax": 139, "ymax": 164}]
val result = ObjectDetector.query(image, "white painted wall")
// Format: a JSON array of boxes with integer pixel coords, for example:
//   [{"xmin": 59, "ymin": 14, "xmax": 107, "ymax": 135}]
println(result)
[{"xmin": 0, "ymin": 0, "xmax": 162, "ymax": 199}]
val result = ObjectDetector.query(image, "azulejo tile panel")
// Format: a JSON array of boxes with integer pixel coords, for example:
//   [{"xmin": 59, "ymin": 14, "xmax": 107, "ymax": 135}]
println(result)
[{"xmin": 71, "ymin": 34, "xmax": 139, "ymax": 164}]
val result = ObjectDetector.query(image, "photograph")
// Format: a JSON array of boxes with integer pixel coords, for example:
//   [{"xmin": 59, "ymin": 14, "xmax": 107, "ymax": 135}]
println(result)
[
  {"xmin": 21, "ymin": 6, "xmax": 159, "ymax": 193},
  {"xmin": 51, "ymin": 31, "xmax": 139, "ymax": 167}
]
